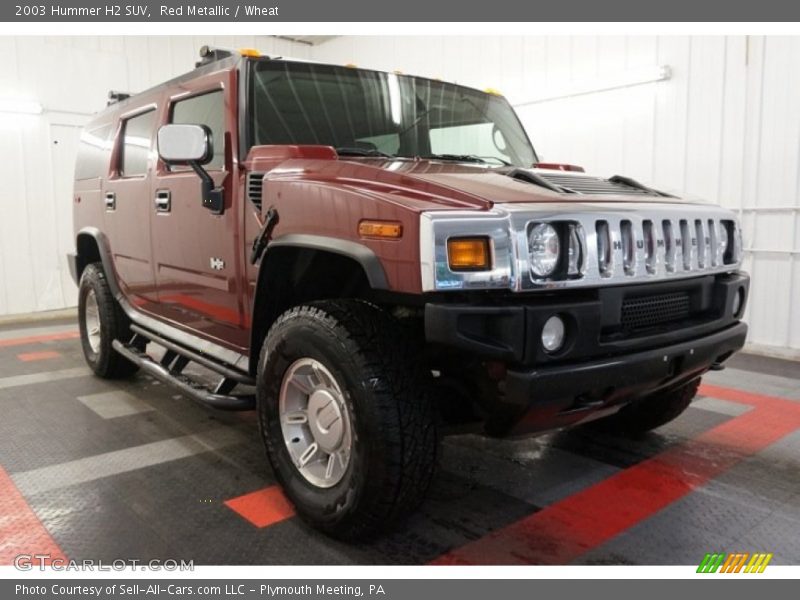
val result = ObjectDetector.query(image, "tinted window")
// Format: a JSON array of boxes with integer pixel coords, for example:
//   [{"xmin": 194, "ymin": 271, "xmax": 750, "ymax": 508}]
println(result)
[
  {"xmin": 75, "ymin": 123, "xmax": 112, "ymax": 180},
  {"xmin": 121, "ymin": 110, "xmax": 156, "ymax": 176},
  {"xmin": 249, "ymin": 62, "xmax": 536, "ymax": 167},
  {"xmin": 171, "ymin": 91, "xmax": 225, "ymax": 170}
]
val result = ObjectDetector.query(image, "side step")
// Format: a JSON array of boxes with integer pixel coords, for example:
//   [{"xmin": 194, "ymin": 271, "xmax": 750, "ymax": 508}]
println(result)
[{"xmin": 112, "ymin": 339, "xmax": 255, "ymax": 411}]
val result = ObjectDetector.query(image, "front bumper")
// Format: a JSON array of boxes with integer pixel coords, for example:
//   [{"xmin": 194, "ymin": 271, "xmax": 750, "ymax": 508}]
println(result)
[
  {"xmin": 424, "ymin": 271, "xmax": 749, "ymax": 435},
  {"xmin": 498, "ymin": 321, "xmax": 746, "ymax": 435}
]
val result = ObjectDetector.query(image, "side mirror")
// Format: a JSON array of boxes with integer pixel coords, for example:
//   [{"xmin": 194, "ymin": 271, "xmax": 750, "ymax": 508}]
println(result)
[
  {"xmin": 157, "ymin": 124, "xmax": 213, "ymax": 164},
  {"xmin": 156, "ymin": 124, "xmax": 224, "ymax": 215}
]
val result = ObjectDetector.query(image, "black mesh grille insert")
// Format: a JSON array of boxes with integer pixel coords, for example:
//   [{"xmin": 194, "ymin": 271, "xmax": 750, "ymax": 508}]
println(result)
[{"xmin": 620, "ymin": 292, "xmax": 691, "ymax": 331}]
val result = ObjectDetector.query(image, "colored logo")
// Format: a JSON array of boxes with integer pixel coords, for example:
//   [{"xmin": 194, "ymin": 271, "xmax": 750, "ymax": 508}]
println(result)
[{"xmin": 697, "ymin": 552, "xmax": 773, "ymax": 573}]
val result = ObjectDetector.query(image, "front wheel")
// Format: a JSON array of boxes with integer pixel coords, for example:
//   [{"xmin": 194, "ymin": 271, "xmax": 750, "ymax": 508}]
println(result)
[{"xmin": 257, "ymin": 300, "xmax": 438, "ymax": 540}]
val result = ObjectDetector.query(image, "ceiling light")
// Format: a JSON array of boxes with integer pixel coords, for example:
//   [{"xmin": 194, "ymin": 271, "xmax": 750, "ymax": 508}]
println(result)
[
  {"xmin": 0, "ymin": 98, "xmax": 43, "ymax": 115},
  {"xmin": 517, "ymin": 65, "xmax": 671, "ymax": 106}
]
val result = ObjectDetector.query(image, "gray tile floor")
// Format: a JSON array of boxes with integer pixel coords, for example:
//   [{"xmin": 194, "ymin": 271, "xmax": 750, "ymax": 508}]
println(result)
[{"xmin": 0, "ymin": 317, "xmax": 798, "ymax": 565}]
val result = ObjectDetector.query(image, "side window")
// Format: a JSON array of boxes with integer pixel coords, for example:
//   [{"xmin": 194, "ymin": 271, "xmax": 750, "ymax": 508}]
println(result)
[
  {"xmin": 170, "ymin": 90, "xmax": 225, "ymax": 170},
  {"xmin": 75, "ymin": 123, "xmax": 113, "ymax": 180},
  {"xmin": 121, "ymin": 110, "xmax": 156, "ymax": 177}
]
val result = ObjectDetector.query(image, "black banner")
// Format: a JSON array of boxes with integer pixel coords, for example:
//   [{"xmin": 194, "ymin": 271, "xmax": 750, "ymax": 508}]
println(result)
[
  {"xmin": 3, "ymin": 0, "xmax": 800, "ymax": 22},
  {"xmin": 5, "ymin": 579, "xmax": 799, "ymax": 600}
]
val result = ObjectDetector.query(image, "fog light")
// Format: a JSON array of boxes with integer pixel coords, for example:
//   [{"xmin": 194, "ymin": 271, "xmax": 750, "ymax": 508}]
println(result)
[
  {"xmin": 732, "ymin": 287, "xmax": 744, "ymax": 317},
  {"xmin": 541, "ymin": 315, "xmax": 566, "ymax": 353}
]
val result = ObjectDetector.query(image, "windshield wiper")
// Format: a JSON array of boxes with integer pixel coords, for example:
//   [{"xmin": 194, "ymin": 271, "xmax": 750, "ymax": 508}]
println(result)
[
  {"xmin": 419, "ymin": 153, "xmax": 510, "ymax": 166},
  {"xmin": 335, "ymin": 147, "xmax": 395, "ymax": 158}
]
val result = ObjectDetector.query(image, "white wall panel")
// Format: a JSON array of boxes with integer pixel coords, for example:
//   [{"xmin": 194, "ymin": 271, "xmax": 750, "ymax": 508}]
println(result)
[
  {"xmin": 1, "ymin": 34, "xmax": 798, "ymax": 357},
  {"xmin": 308, "ymin": 35, "xmax": 800, "ymax": 357},
  {"xmin": 0, "ymin": 35, "xmax": 310, "ymax": 320}
]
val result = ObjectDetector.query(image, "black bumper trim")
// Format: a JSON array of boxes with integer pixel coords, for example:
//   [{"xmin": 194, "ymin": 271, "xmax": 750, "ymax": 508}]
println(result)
[
  {"xmin": 425, "ymin": 272, "xmax": 749, "ymax": 367},
  {"xmin": 495, "ymin": 321, "xmax": 748, "ymax": 435}
]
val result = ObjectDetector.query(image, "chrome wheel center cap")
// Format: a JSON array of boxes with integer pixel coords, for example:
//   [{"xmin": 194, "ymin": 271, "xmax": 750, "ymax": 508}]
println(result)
[
  {"xmin": 307, "ymin": 389, "xmax": 344, "ymax": 452},
  {"xmin": 279, "ymin": 357, "xmax": 352, "ymax": 489}
]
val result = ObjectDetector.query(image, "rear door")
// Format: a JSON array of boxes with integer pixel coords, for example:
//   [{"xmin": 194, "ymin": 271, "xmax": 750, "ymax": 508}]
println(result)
[
  {"xmin": 148, "ymin": 70, "xmax": 248, "ymax": 351},
  {"xmin": 102, "ymin": 106, "xmax": 158, "ymax": 305}
]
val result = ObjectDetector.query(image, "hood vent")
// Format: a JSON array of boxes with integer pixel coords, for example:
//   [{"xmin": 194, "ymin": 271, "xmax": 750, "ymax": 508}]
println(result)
[
  {"xmin": 247, "ymin": 172, "xmax": 265, "ymax": 211},
  {"xmin": 509, "ymin": 169, "xmax": 669, "ymax": 197}
]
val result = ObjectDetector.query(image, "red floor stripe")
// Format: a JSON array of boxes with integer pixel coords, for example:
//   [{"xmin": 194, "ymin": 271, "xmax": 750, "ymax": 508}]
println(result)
[
  {"xmin": 224, "ymin": 485, "xmax": 296, "ymax": 528},
  {"xmin": 699, "ymin": 383, "xmax": 800, "ymax": 412},
  {"xmin": 17, "ymin": 351, "xmax": 62, "ymax": 362},
  {"xmin": 432, "ymin": 386, "xmax": 800, "ymax": 565},
  {"xmin": 0, "ymin": 331, "xmax": 79, "ymax": 348},
  {"xmin": 0, "ymin": 466, "xmax": 66, "ymax": 565}
]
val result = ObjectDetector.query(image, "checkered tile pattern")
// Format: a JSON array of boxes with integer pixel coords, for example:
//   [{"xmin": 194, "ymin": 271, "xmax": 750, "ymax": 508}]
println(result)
[{"xmin": 0, "ymin": 317, "xmax": 798, "ymax": 565}]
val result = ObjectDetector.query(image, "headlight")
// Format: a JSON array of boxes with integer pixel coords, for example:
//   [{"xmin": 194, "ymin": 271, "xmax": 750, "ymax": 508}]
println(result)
[{"xmin": 529, "ymin": 223, "xmax": 560, "ymax": 277}]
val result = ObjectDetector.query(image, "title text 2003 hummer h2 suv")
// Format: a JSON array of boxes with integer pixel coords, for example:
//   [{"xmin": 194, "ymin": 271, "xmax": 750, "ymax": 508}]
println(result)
[{"xmin": 69, "ymin": 47, "xmax": 749, "ymax": 539}]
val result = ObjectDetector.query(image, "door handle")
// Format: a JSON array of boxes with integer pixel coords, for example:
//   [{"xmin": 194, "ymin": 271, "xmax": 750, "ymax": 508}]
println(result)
[
  {"xmin": 154, "ymin": 189, "xmax": 171, "ymax": 213},
  {"xmin": 104, "ymin": 192, "xmax": 116, "ymax": 211}
]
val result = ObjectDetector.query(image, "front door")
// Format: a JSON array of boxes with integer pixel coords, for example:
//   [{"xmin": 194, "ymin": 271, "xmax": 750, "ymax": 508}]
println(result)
[
  {"xmin": 149, "ymin": 71, "xmax": 247, "ymax": 352},
  {"xmin": 103, "ymin": 105, "xmax": 158, "ymax": 306}
]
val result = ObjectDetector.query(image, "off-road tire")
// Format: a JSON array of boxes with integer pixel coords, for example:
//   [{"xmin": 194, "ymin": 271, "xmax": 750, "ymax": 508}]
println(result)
[
  {"xmin": 78, "ymin": 262, "xmax": 139, "ymax": 379},
  {"xmin": 590, "ymin": 378, "xmax": 701, "ymax": 436},
  {"xmin": 257, "ymin": 299, "xmax": 438, "ymax": 540}
]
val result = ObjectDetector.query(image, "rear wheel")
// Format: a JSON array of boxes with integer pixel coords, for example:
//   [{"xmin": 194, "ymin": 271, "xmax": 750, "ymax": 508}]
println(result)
[
  {"xmin": 257, "ymin": 299, "xmax": 438, "ymax": 540},
  {"xmin": 589, "ymin": 378, "xmax": 701, "ymax": 436},
  {"xmin": 78, "ymin": 263, "xmax": 139, "ymax": 379}
]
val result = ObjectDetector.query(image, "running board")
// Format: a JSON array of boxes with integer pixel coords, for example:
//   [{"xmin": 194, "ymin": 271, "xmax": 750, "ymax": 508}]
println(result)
[
  {"xmin": 112, "ymin": 339, "xmax": 255, "ymax": 411},
  {"xmin": 129, "ymin": 323, "xmax": 254, "ymax": 385}
]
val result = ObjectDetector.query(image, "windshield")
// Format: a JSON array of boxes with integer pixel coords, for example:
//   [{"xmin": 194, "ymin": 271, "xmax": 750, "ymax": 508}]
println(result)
[{"xmin": 248, "ymin": 61, "xmax": 537, "ymax": 167}]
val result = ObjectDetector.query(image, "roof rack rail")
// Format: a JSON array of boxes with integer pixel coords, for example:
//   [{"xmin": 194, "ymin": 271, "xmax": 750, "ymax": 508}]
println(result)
[
  {"xmin": 107, "ymin": 90, "xmax": 131, "ymax": 105},
  {"xmin": 196, "ymin": 45, "xmax": 234, "ymax": 68}
]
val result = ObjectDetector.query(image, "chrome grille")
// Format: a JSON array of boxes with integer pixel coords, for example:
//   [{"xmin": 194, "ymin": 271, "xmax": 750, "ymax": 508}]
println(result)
[
  {"xmin": 420, "ymin": 202, "xmax": 743, "ymax": 293},
  {"xmin": 588, "ymin": 213, "xmax": 732, "ymax": 281},
  {"xmin": 246, "ymin": 172, "xmax": 265, "ymax": 211}
]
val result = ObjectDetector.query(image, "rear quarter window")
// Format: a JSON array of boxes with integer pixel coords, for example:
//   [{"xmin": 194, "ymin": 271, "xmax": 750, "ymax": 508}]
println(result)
[{"xmin": 75, "ymin": 123, "xmax": 113, "ymax": 180}]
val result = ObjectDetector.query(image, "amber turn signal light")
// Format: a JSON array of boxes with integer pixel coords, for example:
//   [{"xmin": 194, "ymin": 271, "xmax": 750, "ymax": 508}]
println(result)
[
  {"xmin": 447, "ymin": 237, "xmax": 491, "ymax": 271},
  {"xmin": 358, "ymin": 220, "xmax": 403, "ymax": 239}
]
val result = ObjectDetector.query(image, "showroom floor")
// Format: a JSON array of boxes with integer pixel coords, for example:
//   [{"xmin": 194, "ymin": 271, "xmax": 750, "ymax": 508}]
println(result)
[{"xmin": 1, "ymin": 317, "xmax": 798, "ymax": 566}]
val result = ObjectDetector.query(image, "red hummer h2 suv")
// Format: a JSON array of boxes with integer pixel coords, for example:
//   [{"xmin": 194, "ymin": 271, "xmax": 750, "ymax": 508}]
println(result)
[{"xmin": 68, "ymin": 47, "xmax": 749, "ymax": 539}]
